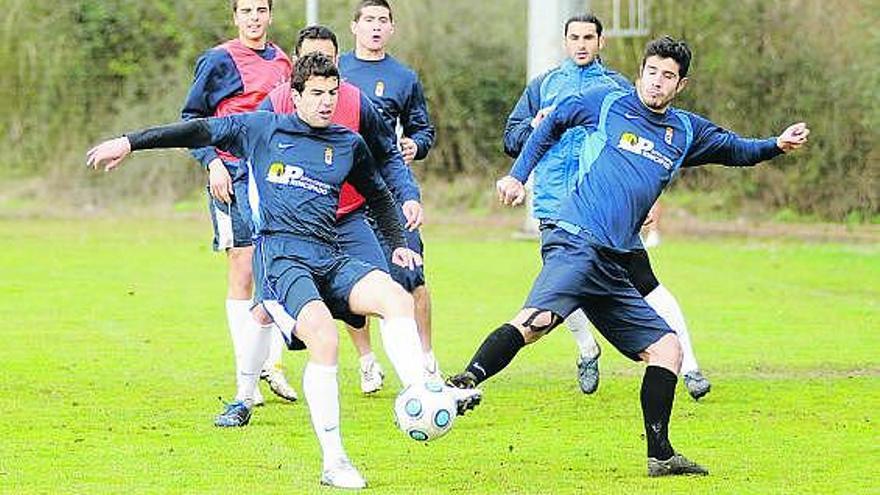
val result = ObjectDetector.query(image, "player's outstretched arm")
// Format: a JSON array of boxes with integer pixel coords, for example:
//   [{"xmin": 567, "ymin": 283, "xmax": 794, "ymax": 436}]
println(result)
[
  {"xmin": 684, "ymin": 116, "xmax": 810, "ymax": 168},
  {"xmin": 86, "ymin": 117, "xmax": 250, "ymax": 172}
]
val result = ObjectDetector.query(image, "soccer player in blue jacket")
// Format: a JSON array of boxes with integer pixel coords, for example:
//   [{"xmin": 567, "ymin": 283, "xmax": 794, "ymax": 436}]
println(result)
[
  {"xmin": 338, "ymin": 0, "xmax": 439, "ymax": 391},
  {"xmin": 180, "ymin": 0, "xmax": 297, "ymax": 405},
  {"xmin": 504, "ymin": 14, "xmax": 712, "ymax": 400},
  {"xmin": 87, "ymin": 53, "xmax": 481, "ymax": 489},
  {"xmin": 450, "ymin": 37, "xmax": 809, "ymax": 476}
]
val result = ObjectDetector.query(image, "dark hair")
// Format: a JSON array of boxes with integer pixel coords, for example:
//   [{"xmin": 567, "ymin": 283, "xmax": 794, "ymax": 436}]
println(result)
[
  {"xmin": 295, "ymin": 25, "xmax": 338, "ymax": 56},
  {"xmin": 291, "ymin": 52, "xmax": 339, "ymax": 93},
  {"xmin": 353, "ymin": 0, "xmax": 393, "ymax": 22},
  {"xmin": 642, "ymin": 36, "xmax": 692, "ymax": 78},
  {"xmin": 564, "ymin": 13, "xmax": 603, "ymax": 37},
  {"xmin": 231, "ymin": 0, "xmax": 273, "ymax": 12}
]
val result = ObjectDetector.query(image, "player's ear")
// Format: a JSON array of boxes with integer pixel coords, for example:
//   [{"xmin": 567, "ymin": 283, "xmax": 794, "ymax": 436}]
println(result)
[
  {"xmin": 675, "ymin": 77, "xmax": 689, "ymax": 95},
  {"xmin": 598, "ymin": 34, "xmax": 606, "ymax": 50},
  {"xmin": 350, "ymin": 20, "xmax": 358, "ymax": 36}
]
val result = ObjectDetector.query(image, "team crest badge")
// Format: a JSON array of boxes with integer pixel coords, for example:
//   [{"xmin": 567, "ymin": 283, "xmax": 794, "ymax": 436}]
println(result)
[
  {"xmin": 374, "ymin": 81, "xmax": 385, "ymax": 97},
  {"xmin": 324, "ymin": 146, "xmax": 334, "ymax": 165},
  {"xmin": 665, "ymin": 127, "xmax": 674, "ymax": 145}
]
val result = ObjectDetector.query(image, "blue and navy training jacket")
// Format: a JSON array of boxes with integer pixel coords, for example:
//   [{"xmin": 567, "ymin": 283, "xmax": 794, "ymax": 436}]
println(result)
[
  {"xmin": 504, "ymin": 59, "xmax": 630, "ymax": 220},
  {"xmin": 511, "ymin": 86, "xmax": 783, "ymax": 252},
  {"xmin": 339, "ymin": 52, "xmax": 435, "ymax": 161}
]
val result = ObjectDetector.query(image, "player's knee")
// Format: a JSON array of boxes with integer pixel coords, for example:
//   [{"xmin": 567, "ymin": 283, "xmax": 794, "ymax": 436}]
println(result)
[
  {"xmin": 512, "ymin": 308, "xmax": 561, "ymax": 344},
  {"xmin": 644, "ymin": 333, "xmax": 682, "ymax": 371},
  {"xmin": 382, "ymin": 280, "xmax": 415, "ymax": 317},
  {"xmin": 251, "ymin": 305, "xmax": 273, "ymax": 326}
]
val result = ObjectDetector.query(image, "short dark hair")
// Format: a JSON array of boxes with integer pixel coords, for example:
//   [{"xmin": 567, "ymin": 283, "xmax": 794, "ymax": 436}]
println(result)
[
  {"xmin": 564, "ymin": 13, "xmax": 603, "ymax": 37},
  {"xmin": 295, "ymin": 25, "xmax": 338, "ymax": 56},
  {"xmin": 642, "ymin": 36, "xmax": 692, "ymax": 78},
  {"xmin": 353, "ymin": 0, "xmax": 393, "ymax": 22},
  {"xmin": 230, "ymin": 0, "xmax": 273, "ymax": 12},
  {"xmin": 291, "ymin": 52, "xmax": 339, "ymax": 93}
]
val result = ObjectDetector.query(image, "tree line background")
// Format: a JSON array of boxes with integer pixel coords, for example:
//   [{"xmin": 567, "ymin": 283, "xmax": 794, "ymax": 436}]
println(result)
[{"xmin": 2, "ymin": 0, "xmax": 877, "ymax": 220}]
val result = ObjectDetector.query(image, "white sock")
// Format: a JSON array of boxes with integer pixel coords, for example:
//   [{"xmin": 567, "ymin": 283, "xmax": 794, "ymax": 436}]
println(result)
[
  {"xmin": 645, "ymin": 285, "xmax": 700, "ymax": 375},
  {"xmin": 263, "ymin": 328, "xmax": 285, "ymax": 373},
  {"xmin": 358, "ymin": 352, "xmax": 377, "ymax": 371},
  {"xmin": 303, "ymin": 362, "xmax": 346, "ymax": 469},
  {"xmin": 378, "ymin": 317, "xmax": 426, "ymax": 387},
  {"xmin": 225, "ymin": 299, "xmax": 252, "ymax": 383},
  {"xmin": 235, "ymin": 319, "xmax": 273, "ymax": 403},
  {"xmin": 424, "ymin": 350, "xmax": 440, "ymax": 375},
  {"xmin": 566, "ymin": 309, "xmax": 600, "ymax": 359}
]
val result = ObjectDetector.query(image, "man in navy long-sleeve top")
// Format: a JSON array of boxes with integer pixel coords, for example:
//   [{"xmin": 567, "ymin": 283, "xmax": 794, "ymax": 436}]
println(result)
[
  {"xmin": 88, "ymin": 53, "xmax": 481, "ymax": 490},
  {"xmin": 449, "ymin": 37, "xmax": 809, "ymax": 477},
  {"xmin": 338, "ymin": 0, "xmax": 439, "ymax": 390},
  {"xmin": 179, "ymin": 0, "xmax": 297, "ymax": 405}
]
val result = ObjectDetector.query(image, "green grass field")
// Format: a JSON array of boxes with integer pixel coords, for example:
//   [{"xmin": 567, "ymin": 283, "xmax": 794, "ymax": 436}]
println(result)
[{"xmin": 0, "ymin": 216, "xmax": 877, "ymax": 494}]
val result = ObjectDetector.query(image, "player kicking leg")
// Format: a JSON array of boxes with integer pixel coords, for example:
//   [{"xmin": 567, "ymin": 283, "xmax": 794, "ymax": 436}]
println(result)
[{"xmin": 448, "ymin": 225, "xmax": 708, "ymax": 476}]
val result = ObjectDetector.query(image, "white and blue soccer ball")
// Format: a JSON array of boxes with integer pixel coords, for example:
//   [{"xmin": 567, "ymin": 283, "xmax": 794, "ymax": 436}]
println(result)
[{"xmin": 393, "ymin": 381, "xmax": 457, "ymax": 442}]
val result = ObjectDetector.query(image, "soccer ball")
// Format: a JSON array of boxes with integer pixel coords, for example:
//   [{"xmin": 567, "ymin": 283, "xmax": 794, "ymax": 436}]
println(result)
[{"xmin": 393, "ymin": 381, "xmax": 457, "ymax": 442}]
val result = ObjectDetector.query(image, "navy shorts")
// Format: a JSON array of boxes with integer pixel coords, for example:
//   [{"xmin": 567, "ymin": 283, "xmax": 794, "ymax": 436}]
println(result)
[
  {"xmin": 525, "ymin": 226, "xmax": 673, "ymax": 361},
  {"xmin": 368, "ymin": 207, "xmax": 426, "ymax": 292},
  {"xmin": 254, "ymin": 235, "xmax": 378, "ymax": 349},
  {"xmin": 338, "ymin": 209, "xmax": 390, "ymax": 273},
  {"xmin": 208, "ymin": 162, "xmax": 253, "ymax": 251}
]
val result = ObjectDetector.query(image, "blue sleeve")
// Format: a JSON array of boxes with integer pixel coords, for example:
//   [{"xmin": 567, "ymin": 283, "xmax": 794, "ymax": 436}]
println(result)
[
  {"xmin": 402, "ymin": 75, "xmax": 435, "ymax": 161},
  {"xmin": 509, "ymin": 93, "xmax": 598, "ymax": 182},
  {"xmin": 258, "ymin": 97, "xmax": 275, "ymax": 112},
  {"xmin": 359, "ymin": 94, "xmax": 421, "ymax": 203},
  {"xmin": 180, "ymin": 49, "xmax": 244, "ymax": 168},
  {"xmin": 503, "ymin": 75, "xmax": 544, "ymax": 158},
  {"xmin": 683, "ymin": 113, "xmax": 783, "ymax": 168}
]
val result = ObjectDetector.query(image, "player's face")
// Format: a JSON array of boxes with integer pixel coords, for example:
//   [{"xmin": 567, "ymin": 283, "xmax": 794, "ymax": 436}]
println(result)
[
  {"xmin": 351, "ymin": 6, "xmax": 394, "ymax": 52},
  {"xmin": 564, "ymin": 22, "xmax": 604, "ymax": 66},
  {"xmin": 294, "ymin": 76, "xmax": 340, "ymax": 128},
  {"xmin": 637, "ymin": 56, "xmax": 688, "ymax": 112},
  {"xmin": 298, "ymin": 39, "xmax": 338, "ymax": 64},
  {"xmin": 234, "ymin": 0, "xmax": 272, "ymax": 47}
]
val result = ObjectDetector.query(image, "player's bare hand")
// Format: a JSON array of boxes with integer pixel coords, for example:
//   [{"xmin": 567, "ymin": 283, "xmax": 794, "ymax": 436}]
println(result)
[
  {"xmin": 496, "ymin": 175, "xmax": 526, "ymax": 206},
  {"xmin": 391, "ymin": 247, "xmax": 423, "ymax": 271},
  {"xmin": 208, "ymin": 159, "xmax": 234, "ymax": 204},
  {"xmin": 777, "ymin": 122, "xmax": 810, "ymax": 152},
  {"xmin": 530, "ymin": 106, "xmax": 554, "ymax": 128},
  {"xmin": 86, "ymin": 137, "xmax": 132, "ymax": 172},
  {"xmin": 402, "ymin": 200, "xmax": 424, "ymax": 231},
  {"xmin": 399, "ymin": 137, "xmax": 418, "ymax": 164}
]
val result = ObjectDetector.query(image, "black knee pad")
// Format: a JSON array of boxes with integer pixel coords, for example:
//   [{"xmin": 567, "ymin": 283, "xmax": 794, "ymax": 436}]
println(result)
[{"xmin": 522, "ymin": 309, "xmax": 562, "ymax": 334}]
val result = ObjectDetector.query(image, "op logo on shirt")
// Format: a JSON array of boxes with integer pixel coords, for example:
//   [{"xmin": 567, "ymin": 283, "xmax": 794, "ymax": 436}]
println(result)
[
  {"xmin": 617, "ymin": 132, "xmax": 674, "ymax": 170},
  {"xmin": 374, "ymin": 81, "xmax": 385, "ymax": 97},
  {"xmin": 266, "ymin": 162, "xmax": 331, "ymax": 195},
  {"xmin": 324, "ymin": 147, "xmax": 334, "ymax": 165}
]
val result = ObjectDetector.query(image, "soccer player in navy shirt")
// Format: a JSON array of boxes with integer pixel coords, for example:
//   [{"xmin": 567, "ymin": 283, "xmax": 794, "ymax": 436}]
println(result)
[
  {"xmin": 450, "ymin": 37, "xmax": 809, "ymax": 476},
  {"xmin": 88, "ymin": 53, "xmax": 481, "ymax": 489},
  {"xmin": 338, "ymin": 0, "xmax": 439, "ymax": 390},
  {"xmin": 260, "ymin": 26, "xmax": 430, "ymax": 395},
  {"xmin": 179, "ymin": 0, "xmax": 297, "ymax": 405},
  {"xmin": 504, "ymin": 13, "xmax": 712, "ymax": 400}
]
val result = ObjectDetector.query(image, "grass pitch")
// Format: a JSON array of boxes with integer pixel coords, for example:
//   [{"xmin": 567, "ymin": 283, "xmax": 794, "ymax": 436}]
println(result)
[{"xmin": 0, "ymin": 216, "xmax": 877, "ymax": 494}]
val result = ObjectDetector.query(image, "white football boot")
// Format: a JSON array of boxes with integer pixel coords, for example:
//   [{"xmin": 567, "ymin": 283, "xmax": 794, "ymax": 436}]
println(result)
[
  {"xmin": 360, "ymin": 360, "xmax": 385, "ymax": 394},
  {"xmin": 320, "ymin": 457, "xmax": 367, "ymax": 489}
]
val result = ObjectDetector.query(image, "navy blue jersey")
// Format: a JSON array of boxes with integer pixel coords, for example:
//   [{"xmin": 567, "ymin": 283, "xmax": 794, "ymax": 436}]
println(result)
[
  {"xmin": 511, "ymin": 86, "xmax": 782, "ymax": 251},
  {"xmin": 204, "ymin": 112, "xmax": 394, "ymax": 245},
  {"xmin": 259, "ymin": 88, "xmax": 420, "ymax": 206},
  {"xmin": 339, "ymin": 52, "xmax": 435, "ymax": 160}
]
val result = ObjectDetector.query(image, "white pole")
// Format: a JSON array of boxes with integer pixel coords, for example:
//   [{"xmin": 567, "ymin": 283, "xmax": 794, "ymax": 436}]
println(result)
[
  {"xmin": 306, "ymin": 0, "xmax": 319, "ymax": 25},
  {"xmin": 521, "ymin": 0, "xmax": 584, "ymax": 236}
]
